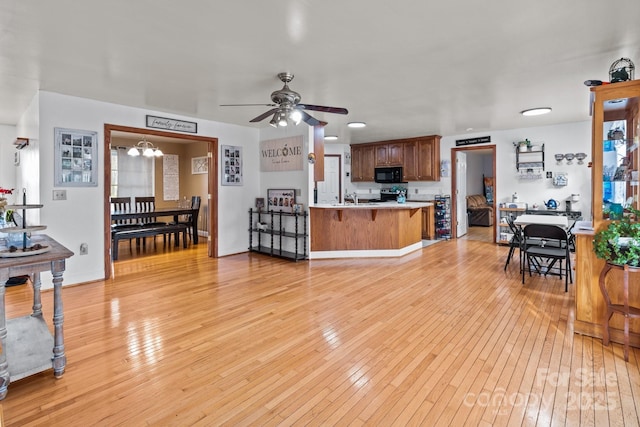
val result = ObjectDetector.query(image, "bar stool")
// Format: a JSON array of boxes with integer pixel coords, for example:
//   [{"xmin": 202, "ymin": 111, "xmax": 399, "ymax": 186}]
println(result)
[{"xmin": 599, "ymin": 262, "xmax": 640, "ymax": 362}]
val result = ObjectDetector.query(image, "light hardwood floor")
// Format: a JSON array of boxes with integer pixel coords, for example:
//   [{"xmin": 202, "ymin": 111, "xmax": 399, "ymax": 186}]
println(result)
[{"xmin": 1, "ymin": 238, "xmax": 639, "ymax": 426}]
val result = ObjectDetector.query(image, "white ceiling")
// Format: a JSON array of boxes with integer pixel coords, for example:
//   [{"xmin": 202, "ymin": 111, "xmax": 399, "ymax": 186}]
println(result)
[{"xmin": 1, "ymin": 0, "xmax": 639, "ymax": 145}]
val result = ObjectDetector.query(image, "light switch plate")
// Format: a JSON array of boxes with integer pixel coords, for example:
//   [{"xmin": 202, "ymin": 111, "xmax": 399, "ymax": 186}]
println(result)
[{"xmin": 53, "ymin": 189, "xmax": 67, "ymax": 200}]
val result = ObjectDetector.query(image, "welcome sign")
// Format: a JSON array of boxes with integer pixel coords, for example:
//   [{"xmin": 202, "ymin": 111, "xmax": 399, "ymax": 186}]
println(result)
[{"xmin": 260, "ymin": 136, "xmax": 304, "ymax": 172}]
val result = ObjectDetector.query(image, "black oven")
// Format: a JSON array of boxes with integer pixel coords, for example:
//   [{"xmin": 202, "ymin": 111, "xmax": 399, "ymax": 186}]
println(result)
[{"xmin": 374, "ymin": 166, "xmax": 403, "ymax": 183}]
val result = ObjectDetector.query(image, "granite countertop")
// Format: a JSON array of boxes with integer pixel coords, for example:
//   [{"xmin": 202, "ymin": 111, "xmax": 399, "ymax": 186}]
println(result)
[{"xmin": 312, "ymin": 201, "xmax": 433, "ymax": 209}]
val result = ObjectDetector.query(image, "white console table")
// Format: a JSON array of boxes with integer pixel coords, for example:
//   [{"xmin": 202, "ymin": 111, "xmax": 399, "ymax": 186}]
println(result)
[{"xmin": 0, "ymin": 235, "xmax": 73, "ymax": 399}]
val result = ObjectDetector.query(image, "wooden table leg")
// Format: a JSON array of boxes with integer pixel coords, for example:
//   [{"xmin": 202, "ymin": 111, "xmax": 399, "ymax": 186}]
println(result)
[{"xmin": 51, "ymin": 260, "xmax": 66, "ymax": 378}]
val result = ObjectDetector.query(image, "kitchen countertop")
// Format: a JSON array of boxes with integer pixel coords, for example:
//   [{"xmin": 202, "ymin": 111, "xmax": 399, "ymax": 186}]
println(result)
[{"xmin": 312, "ymin": 201, "xmax": 432, "ymax": 209}]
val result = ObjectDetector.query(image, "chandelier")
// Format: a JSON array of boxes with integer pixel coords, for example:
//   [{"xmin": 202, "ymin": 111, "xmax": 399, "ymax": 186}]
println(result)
[{"xmin": 127, "ymin": 136, "xmax": 163, "ymax": 157}]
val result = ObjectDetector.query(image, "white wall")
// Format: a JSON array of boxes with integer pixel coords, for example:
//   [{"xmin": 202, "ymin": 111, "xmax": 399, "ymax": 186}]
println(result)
[
  {"xmin": 17, "ymin": 91, "xmax": 259, "ymax": 287},
  {"xmin": 441, "ymin": 120, "xmax": 592, "ymax": 219},
  {"xmin": 0, "ymin": 124, "xmax": 17, "ymax": 192}
]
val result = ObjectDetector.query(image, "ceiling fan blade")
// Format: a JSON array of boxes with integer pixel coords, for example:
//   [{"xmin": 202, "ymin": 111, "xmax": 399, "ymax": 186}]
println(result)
[
  {"xmin": 298, "ymin": 104, "xmax": 348, "ymax": 115},
  {"xmin": 249, "ymin": 108, "xmax": 279, "ymax": 123},
  {"xmin": 220, "ymin": 103, "xmax": 277, "ymax": 107},
  {"xmin": 300, "ymin": 110, "xmax": 321, "ymax": 126}
]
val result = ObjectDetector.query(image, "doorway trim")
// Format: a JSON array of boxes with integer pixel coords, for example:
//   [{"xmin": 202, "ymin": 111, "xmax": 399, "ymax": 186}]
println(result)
[
  {"xmin": 450, "ymin": 145, "xmax": 497, "ymax": 243},
  {"xmin": 103, "ymin": 124, "xmax": 218, "ymax": 279}
]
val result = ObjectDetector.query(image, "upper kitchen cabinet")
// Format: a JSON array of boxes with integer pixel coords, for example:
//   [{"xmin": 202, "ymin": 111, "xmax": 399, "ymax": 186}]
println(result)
[
  {"xmin": 350, "ymin": 135, "xmax": 441, "ymax": 182},
  {"xmin": 375, "ymin": 142, "xmax": 404, "ymax": 166},
  {"xmin": 403, "ymin": 140, "xmax": 418, "ymax": 180},
  {"xmin": 351, "ymin": 144, "xmax": 375, "ymax": 182},
  {"xmin": 412, "ymin": 136, "xmax": 441, "ymax": 181},
  {"xmin": 591, "ymin": 80, "xmax": 640, "ymax": 225}
]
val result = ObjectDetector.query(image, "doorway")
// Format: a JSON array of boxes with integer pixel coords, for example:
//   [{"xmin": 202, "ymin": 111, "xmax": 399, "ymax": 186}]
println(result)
[
  {"xmin": 451, "ymin": 145, "xmax": 497, "ymax": 243},
  {"xmin": 316, "ymin": 155, "xmax": 341, "ymax": 204},
  {"xmin": 103, "ymin": 124, "xmax": 218, "ymax": 279}
]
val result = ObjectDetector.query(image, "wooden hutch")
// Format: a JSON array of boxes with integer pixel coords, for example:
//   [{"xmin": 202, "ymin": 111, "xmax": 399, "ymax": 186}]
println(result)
[{"xmin": 574, "ymin": 79, "xmax": 640, "ymax": 350}]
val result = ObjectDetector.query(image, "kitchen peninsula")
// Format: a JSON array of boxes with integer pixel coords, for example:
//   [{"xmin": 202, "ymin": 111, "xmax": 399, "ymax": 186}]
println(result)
[{"xmin": 309, "ymin": 202, "xmax": 432, "ymax": 259}]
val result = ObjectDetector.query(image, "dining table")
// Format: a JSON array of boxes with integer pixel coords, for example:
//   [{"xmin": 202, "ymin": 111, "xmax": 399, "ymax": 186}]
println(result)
[
  {"xmin": 111, "ymin": 207, "xmax": 199, "ymax": 244},
  {"xmin": 513, "ymin": 214, "xmax": 571, "ymax": 229}
]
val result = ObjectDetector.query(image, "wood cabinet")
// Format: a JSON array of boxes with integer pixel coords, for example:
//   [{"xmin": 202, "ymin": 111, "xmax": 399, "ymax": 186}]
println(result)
[
  {"xmin": 416, "ymin": 136, "xmax": 440, "ymax": 181},
  {"xmin": 375, "ymin": 143, "xmax": 404, "ymax": 166},
  {"xmin": 403, "ymin": 140, "xmax": 418, "ymax": 181},
  {"xmin": 421, "ymin": 204, "xmax": 435, "ymax": 240},
  {"xmin": 351, "ymin": 144, "xmax": 375, "ymax": 182},
  {"xmin": 351, "ymin": 135, "xmax": 441, "ymax": 182},
  {"xmin": 574, "ymin": 79, "xmax": 640, "ymax": 348}
]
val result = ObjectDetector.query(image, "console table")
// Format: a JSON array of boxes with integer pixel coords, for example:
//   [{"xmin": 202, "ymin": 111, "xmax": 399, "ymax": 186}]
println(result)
[{"xmin": 0, "ymin": 235, "xmax": 73, "ymax": 399}]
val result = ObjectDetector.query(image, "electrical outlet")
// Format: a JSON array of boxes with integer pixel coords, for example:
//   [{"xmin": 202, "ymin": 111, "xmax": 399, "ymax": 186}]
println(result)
[
  {"xmin": 53, "ymin": 189, "xmax": 67, "ymax": 200},
  {"xmin": 80, "ymin": 243, "xmax": 88, "ymax": 255}
]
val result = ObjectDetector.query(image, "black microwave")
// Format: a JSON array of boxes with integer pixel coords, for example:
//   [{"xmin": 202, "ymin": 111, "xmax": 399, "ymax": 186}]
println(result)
[{"xmin": 374, "ymin": 166, "xmax": 403, "ymax": 183}]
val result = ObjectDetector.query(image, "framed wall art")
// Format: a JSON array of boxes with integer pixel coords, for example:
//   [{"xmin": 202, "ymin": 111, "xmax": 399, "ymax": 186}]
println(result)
[
  {"xmin": 267, "ymin": 189, "xmax": 295, "ymax": 213},
  {"xmin": 54, "ymin": 127, "xmax": 98, "ymax": 187},
  {"xmin": 191, "ymin": 156, "xmax": 208, "ymax": 174},
  {"xmin": 221, "ymin": 145, "xmax": 243, "ymax": 186}
]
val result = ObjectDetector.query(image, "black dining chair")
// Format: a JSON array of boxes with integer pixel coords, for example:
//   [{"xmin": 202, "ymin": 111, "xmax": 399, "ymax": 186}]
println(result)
[
  {"xmin": 172, "ymin": 196, "xmax": 201, "ymax": 242},
  {"xmin": 110, "ymin": 197, "xmax": 140, "ymax": 249},
  {"xmin": 503, "ymin": 216, "xmax": 543, "ymax": 272},
  {"xmin": 134, "ymin": 196, "xmax": 166, "ymax": 226},
  {"xmin": 522, "ymin": 224, "xmax": 572, "ymax": 291}
]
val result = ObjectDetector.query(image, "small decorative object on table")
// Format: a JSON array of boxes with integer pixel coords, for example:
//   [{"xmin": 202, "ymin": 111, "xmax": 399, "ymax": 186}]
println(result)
[{"xmin": 0, "ymin": 189, "xmax": 49, "ymax": 257}]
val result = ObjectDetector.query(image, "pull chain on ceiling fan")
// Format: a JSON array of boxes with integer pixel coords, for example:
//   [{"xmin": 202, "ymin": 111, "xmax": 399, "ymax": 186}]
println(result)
[{"xmin": 220, "ymin": 72, "xmax": 348, "ymax": 127}]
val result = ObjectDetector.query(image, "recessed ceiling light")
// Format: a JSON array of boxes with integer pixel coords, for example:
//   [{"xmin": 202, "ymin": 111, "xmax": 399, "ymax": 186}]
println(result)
[
  {"xmin": 466, "ymin": 127, "xmax": 474, "ymax": 132},
  {"xmin": 347, "ymin": 122, "xmax": 366, "ymax": 128},
  {"xmin": 520, "ymin": 107, "xmax": 552, "ymax": 116},
  {"xmin": 324, "ymin": 135, "xmax": 338, "ymax": 141}
]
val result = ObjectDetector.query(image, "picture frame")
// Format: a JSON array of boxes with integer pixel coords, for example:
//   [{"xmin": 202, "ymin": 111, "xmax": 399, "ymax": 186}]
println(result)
[
  {"xmin": 191, "ymin": 156, "xmax": 208, "ymax": 175},
  {"xmin": 293, "ymin": 203, "xmax": 304, "ymax": 214},
  {"xmin": 267, "ymin": 189, "xmax": 296, "ymax": 213},
  {"xmin": 255, "ymin": 197, "xmax": 265, "ymax": 210},
  {"xmin": 221, "ymin": 145, "xmax": 243, "ymax": 186},
  {"xmin": 54, "ymin": 127, "xmax": 98, "ymax": 187}
]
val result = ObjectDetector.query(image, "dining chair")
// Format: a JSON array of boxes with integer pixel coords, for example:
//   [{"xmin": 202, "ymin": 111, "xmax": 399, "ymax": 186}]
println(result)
[
  {"xmin": 503, "ymin": 216, "xmax": 543, "ymax": 272},
  {"xmin": 522, "ymin": 224, "xmax": 572, "ymax": 291},
  {"xmin": 171, "ymin": 196, "xmax": 201, "ymax": 242},
  {"xmin": 110, "ymin": 196, "xmax": 139, "ymax": 249},
  {"xmin": 134, "ymin": 196, "xmax": 166, "ymax": 226}
]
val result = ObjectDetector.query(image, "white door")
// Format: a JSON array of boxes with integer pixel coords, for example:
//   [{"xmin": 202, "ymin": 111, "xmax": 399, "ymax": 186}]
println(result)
[
  {"xmin": 317, "ymin": 155, "xmax": 341, "ymax": 204},
  {"xmin": 456, "ymin": 151, "xmax": 468, "ymax": 237}
]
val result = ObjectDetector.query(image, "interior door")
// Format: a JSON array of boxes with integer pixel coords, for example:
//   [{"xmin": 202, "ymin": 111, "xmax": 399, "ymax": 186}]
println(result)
[
  {"xmin": 316, "ymin": 155, "xmax": 341, "ymax": 204},
  {"xmin": 456, "ymin": 151, "xmax": 468, "ymax": 237}
]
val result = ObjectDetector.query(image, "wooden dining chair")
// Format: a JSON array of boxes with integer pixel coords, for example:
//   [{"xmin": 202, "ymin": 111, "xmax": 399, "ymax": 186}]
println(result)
[
  {"xmin": 171, "ymin": 196, "xmax": 201, "ymax": 242},
  {"xmin": 110, "ymin": 197, "xmax": 139, "ymax": 249},
  {"xmin": 522, "ymin": 224, "xmax": 572, "ymax": 291},
  {"xmin": 134, "ymin": 196, "xmax": 166, "ymax": 226}
]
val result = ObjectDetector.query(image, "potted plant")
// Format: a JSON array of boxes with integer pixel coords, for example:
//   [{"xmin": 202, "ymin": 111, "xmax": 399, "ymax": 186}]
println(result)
[{"xmin": 593, "ymin": 207, "xmax": 640, "ymax": 266}]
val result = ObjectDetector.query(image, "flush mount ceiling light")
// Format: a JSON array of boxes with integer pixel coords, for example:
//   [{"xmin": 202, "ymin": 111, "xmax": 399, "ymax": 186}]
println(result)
[
  {"xmin": 520, "ymin": 107, "xmax": 552, "ymax": 116},
  {"xmin": 324, "ymin": 135, "xmax": 338, "ymax": 141},
  {"xmin": 127, "ymin": 136, "xmax": 163, "ymax": 157},
  {"xmin": 347, "ymin": 122, "xmax": 366, "ymax": 128}
]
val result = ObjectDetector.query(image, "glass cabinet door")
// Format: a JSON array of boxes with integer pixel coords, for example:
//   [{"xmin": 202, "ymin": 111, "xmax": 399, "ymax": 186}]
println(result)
[{"xmin": 592, "ymin": 80, "xmax": 640, "ymax": 224}]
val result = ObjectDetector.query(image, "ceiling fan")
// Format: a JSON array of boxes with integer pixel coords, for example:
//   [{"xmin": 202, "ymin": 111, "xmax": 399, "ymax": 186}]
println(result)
[{"xmin": 220, "ymin": 72, "xmax": 348, "ymax": 127}]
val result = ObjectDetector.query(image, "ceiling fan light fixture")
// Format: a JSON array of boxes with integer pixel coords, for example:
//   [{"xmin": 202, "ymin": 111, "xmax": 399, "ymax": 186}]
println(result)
[
  {"xmin": 520, "ymin": 107, "xmax": 552, "ymax": 116},
  {"xmin": 289, "ymin": 109, "xmax": 302, "ymax": 125},
  {"xmin": 347, "ymin": 122, "xmax": 366, "ymax": 128}
]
